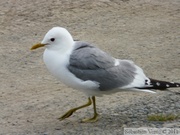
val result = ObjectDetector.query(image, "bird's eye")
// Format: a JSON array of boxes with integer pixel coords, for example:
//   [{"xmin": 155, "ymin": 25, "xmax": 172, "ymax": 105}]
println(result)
[{"xmin": 50, "ymin": 38, "xmax": 55, "ymax": 42}]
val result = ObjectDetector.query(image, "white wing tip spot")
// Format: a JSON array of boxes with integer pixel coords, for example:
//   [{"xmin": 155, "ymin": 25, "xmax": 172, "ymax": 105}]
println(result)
[
  {"xmin": 176, "ymin": 84, "xmax": 179, "ymax": 87},
  {"xmin": 166, "ymin": 84, "xmax": 170, "ymax": 87},
  {"xmin": 156, "ymin": 82, "xmax": 160, "ymax": 86}
]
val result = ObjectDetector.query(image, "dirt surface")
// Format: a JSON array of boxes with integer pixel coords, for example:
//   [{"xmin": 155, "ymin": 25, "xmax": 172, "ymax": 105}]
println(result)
[{"xmin": 0, "ymin": 0, "xmax": 180, "ymax": 134}]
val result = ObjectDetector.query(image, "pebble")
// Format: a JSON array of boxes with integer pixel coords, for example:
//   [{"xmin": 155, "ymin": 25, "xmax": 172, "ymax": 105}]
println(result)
[{"xmin": 114, "ymin": 92, "xmax": 180, "ymax": 128}]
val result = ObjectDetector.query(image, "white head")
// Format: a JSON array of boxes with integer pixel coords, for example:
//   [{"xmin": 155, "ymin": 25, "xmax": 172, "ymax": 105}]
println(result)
[{"xmin": 31, "ymin": 27, "xmax": 74, "ymax": 51}]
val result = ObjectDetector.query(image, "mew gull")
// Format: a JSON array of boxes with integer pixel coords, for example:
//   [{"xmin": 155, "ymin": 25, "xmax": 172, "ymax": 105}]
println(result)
[{"xmin": 31, "ymin": 27, "xmax": 180, "ymax": 122}]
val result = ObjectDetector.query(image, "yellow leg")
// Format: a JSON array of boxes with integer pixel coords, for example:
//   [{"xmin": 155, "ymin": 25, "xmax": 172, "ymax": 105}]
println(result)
[
  {"xmin": 59, "ymin": 97, "xmax": 92, "ymax": 121},
  {"xmin": 81, "ymin": 96, "xmax": 99, "ymax": 123}
]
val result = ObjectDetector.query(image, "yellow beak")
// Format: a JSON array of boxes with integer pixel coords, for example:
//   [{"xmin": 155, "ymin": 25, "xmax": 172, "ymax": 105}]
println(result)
[{"xmin": 31, "ymin": 43, "xmax": 46, "ymax": 50}]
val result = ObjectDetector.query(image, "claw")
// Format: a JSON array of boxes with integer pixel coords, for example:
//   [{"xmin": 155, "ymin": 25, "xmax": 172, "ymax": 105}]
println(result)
[
  {"xmin": 81, "ymin": 113, "xmax": 99, "ymax": 123},
  {"xmin": 58, "ymin": 109, "xmax": 75, "ymax": 120}
]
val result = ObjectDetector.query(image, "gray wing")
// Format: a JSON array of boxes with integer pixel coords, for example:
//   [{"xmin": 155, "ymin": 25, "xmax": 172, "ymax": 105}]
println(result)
[{"xmin": 67, "ymin": 41, "xmax": 136, "ymax": 90}]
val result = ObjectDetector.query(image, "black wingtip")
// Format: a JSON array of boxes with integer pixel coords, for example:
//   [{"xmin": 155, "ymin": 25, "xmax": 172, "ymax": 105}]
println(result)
[
  {"xmin": 147, "ymin": 78, "xmax": 180, "ymax": 90},
  {"xmin": 136, "ymin": 78, "xmax": 180, "ymax": 90}
]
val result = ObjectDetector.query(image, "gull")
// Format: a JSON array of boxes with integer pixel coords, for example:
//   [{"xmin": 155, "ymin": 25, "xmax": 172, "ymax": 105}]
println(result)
[{"xmin": 31, "ymin": 27, "xmax": 180, "ymax": 122}]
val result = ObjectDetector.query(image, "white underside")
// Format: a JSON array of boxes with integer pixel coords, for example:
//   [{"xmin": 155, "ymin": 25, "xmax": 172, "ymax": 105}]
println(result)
[
  {"xmin": 43, "ymin": 48, "xmax": 155, "ymax": 97},
  {"xmin": 43, "ymin": 48, "xmax": 101, "ymax": 95}
]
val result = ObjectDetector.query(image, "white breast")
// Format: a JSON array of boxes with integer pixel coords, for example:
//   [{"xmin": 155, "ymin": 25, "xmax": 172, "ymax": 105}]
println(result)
[{"xmin": 43, "ymin": 49, "xmax": 99, "ymax": 93}]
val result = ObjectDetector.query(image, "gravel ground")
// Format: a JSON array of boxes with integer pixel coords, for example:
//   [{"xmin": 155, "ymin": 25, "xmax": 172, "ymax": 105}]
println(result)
[{"xmin": 0, "ymin": 0, "xmax": 180, "ymax": 135}]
